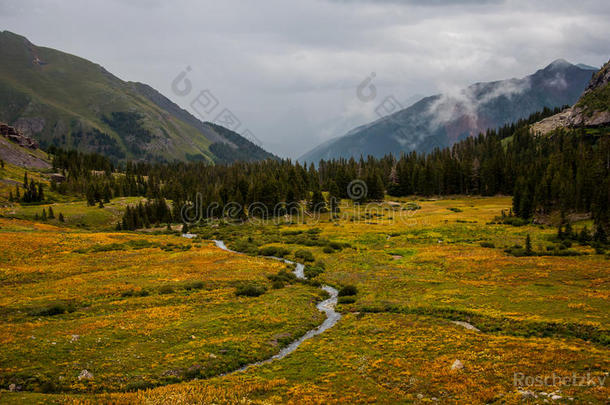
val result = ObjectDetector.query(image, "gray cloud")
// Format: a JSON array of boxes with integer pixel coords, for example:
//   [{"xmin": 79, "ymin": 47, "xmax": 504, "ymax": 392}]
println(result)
[{"xmin": 0, "ymin": 0, "xmax": 609, "ymax": 158}]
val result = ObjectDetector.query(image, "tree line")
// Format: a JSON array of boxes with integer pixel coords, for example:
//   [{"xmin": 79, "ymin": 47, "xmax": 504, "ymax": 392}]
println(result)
[{"xmin": 45, "ymin": 107, "xmax": 609, "ymax": 233}]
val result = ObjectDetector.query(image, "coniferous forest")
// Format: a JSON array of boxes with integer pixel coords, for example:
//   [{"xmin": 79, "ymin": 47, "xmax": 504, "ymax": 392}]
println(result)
[{"xmin": 42, "ymin": 108, "xmax": 610, "ymax": 235}]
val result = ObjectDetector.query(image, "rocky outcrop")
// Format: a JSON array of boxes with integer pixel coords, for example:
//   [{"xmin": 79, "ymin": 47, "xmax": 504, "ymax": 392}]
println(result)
[
  {"xmin": 0, "ymin": 123, "xmax": 39, "ymax": 149},
  {"xmin": 531, "ymin": 108, "xmax": 574, "ymax": 134},
  {"xmin": 0, "ymin": 122, "xmax": 51, "ymax": 169},
  {"xmin": 532, "ymin": 59, "xmax": 610, "ymax": 134}
]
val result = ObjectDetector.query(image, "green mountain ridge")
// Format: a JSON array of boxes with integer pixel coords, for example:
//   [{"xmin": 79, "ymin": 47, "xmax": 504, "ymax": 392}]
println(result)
[{"xmin": 0, "ymin": 30, "xmax": 275, "ymax": 163}]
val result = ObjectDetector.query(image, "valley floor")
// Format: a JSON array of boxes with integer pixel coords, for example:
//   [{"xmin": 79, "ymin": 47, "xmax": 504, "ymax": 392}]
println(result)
[{"xmin": 0, "ymin": 196, "xmax": 608, "ymax": 404}]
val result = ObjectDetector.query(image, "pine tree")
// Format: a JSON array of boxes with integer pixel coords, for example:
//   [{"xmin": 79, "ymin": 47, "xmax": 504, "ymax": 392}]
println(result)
[
  {"xmin": 86, "ymin": 185, "xmax": 96, "ymax": 206},
  {"xmin": 48, "ymin": 206, "xmax": 55, "ymax": 219},
  {"xmin": 58, "ymin": 213, "xmax": 65, "ymax": 222},
  {"xmin": 41, "ymin": 208, "xmax": 47, "ymax": 221},
  {"xmin": 308, "ymin": 189, "xmax": 327, "ymax": 213},
  {"xmin": 578, "ymin": 226, "xmax": 590, "ymax": 244},
  {"xmin": 328, "ymin": 180, "xmax": 341, "ymax": 214},
  {"xmin": 103, "ymin": 184, "xmax": 112, "ymax": 203},
  {"xmin": 525, "ymin": 234, "xmax": 532, "ymax": 255},
  {"xmin": 594, "ymin": 224, "xmax": 607, "ymax": 244},
  {"xmin": 181, "ymin": 223, "xmax": 189, "ymax": 234}
]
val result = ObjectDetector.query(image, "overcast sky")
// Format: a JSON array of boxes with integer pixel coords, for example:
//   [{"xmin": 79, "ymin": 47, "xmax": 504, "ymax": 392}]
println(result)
[{"xmin": 1, "ymin": 0, "xmax": 609, "ymax": 158}]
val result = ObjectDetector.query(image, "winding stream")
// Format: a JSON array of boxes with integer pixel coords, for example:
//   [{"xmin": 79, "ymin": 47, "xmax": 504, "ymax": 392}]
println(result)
[{"xmin": 212, "ymin": 240, "xmax": 341, "ymax": 374}]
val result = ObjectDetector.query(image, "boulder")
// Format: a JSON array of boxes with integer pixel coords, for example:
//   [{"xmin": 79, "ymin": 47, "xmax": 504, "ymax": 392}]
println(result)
[
  {"xmin": 450, "ymin": 359, "xmax": 464, "ymax": 370},
  {"xmin": 78, "ymin": 369, "xmax": 93, "ymax": 380}
]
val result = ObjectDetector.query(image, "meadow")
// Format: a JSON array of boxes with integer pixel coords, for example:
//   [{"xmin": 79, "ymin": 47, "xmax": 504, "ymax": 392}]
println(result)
[{"xmin": 0, "ymin": 196, "xmax": 608, "ymax": 404}]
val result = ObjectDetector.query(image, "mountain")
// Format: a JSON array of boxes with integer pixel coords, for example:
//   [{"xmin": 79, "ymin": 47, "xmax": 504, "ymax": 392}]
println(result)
[
  {"xmin": 299, "ymin": 59, "xmax": 597, "ymax": 163},
  {"xmin": 532, "ymin": 59, "xmax": 610, "ymax": 133},
  {"xmin": 0, "ymin": 31, "xmax": 275, "ymax": 163}
]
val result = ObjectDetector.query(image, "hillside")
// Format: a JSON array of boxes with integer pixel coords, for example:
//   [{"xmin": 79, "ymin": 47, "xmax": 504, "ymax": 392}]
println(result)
[
  {"xmin": 300, "ymin": 60, "xmax": 597, "ymax": 162},
  {"xmin": 0, "ymin": 31, "xmax": 275, "ymax": 163},
  {"xmin": 0, "ymin": 122, "xmax": 50, "ymax": 169},
  {"xmin": 532, "ymin": 59, "xmax": 610, "ymax": 134}
]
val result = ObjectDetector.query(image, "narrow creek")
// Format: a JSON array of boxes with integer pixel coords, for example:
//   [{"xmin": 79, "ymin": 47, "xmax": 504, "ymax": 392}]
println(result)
[{"xmin": 212, "ymin": 240, "xmax": 341, "ymax": 374}]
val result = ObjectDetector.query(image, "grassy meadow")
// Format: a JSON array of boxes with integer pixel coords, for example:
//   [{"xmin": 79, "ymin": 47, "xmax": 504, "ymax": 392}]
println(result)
[{"xmin": 0, "ymin": 195, "xmax": 608, "ymax": 404}]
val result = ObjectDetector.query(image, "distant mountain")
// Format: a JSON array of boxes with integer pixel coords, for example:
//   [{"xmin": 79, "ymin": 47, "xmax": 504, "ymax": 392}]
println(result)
[
  {"xmin": 299, "ymin": 59, "xmax": 597, "ymax": 163},
  {"xmin": 532, "ymin": 59, "xmax": 610, "ymax": 133},
  {"xmin": 0, "ymin": 31, "xmax": 275, "ymax": 163}
]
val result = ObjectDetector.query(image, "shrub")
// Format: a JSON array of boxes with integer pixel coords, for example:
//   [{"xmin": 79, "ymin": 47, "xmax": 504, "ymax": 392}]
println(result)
[
  {"xmin": 448, "ymin": 207, "xmax": 463, "ymax": 213},
  {"xmin": 480, "ymin": 242, "xmax": 495, "ymax": 248},
  {"xmin": 495, "ymin": 216, "xmax": 530, "ymax": 226},
  {"xmin": 258, "ymin": 246, "xmax": 291, "ymax": 258},
  {"xmin": 271, "ymin": 280, "xmax": 285, "ymax": 289},
  {"xmin": 329, "ymin": 241, "xmax": 343, "ymax": 250},
  {"xmin": 338, "ymin": 285, "xmax": 358, "ymax": 297},
  {"xmin": 235, "ymin": 283, "xmax": 267, "ymax": 297},
  {"xmin": 304, "ymin": 261, "xmax": 325, "ymax": 278},
  {"xmin": 259, "ymin": 246, "xmax": 279, "ymax": 256},
  {"xmin": 232, "ymin": 239, "xmax": 260, "ymax": 255},
  {"xmin": 158, "ymin": 285, "xmax": 175, "ymax": 294},
  {"xmin": 338, "ymin": 296, "xmax": 356, "ymax": 304},
  {"xmin": 122, "ymin": 289, "xmax": 150, "ymax": 297},
  {"xmin": 183, "ymin": 281, "xmax": 204, "ymax": 290},
  {"xmin": 40, "ymin": 380, "xmax": 59, "ymax": 393},
  {"xmin": 31, "ymin": 302, "xmax": 71, "ymax": 317},
  {"xmin": 294, "ymin": 249, "xmax": 315, "ymax": 262},
  {"xmin": 403, "ymin": 202, "xmax": 421, "ymax": 211},
  {"xmin": 323, "ymin": 246, "xmax": 333, "ymax": 253},
  {"xmin": 268, "ymin": 269, "xmax": 297, "ymax": 284}
]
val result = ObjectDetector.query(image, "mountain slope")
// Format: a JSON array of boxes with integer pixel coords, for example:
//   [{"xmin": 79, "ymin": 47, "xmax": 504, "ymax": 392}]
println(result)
[
  {"xmin": 532, "ymin": 59, "xmax": 610, "ymax": 134},
  {"xmin": 0, "ymin": 122, "xmax": 50, "ymax": 169},
  {"xmin": 0, "ymin": 30, "xmax": 275, "ymax": 163},
  {"xmin": 300, "ymin": 60, "xmax": 597, "ymax": 162}
]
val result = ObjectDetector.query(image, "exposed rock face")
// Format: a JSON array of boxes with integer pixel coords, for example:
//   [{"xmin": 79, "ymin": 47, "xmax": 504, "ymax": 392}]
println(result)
[
  {"xmin": 0, "ymin": 123, "xmax": 39, "ymax": 149},
  {"xmin": 532, "ymin": 59, "xmax": 610, "ymax": 134},
  {"xmin": 14, "ymin": 117, "xmax": 45, "ymax": 137},
  {"xmin": 565, "ymin": 59, "xmax": 610, "ymax": 127},
  {"xmin": 0, "ymin": 122, "xmax": 51, "ymax": 169},
  {"xmin": 531, "ymin": 108, "xmax": 574, "ymax": 134}
]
